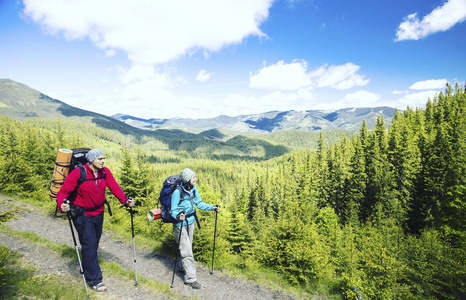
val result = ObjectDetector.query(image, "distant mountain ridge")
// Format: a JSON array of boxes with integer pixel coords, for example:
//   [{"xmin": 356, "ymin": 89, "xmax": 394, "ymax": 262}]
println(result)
[
  {"xmin": 0, "ymin": 78, "xmax": 390, "ymax": 159},
  {"xmin": 0, "ymin": 78, "xmax": 399, "ymax": 158},
  {"xmin": 0, "ymin": 78, "xmax": 150, "ymax": 137},
  {"xmin": 113, "ymin": 106, "xmax": 398, "ymax": 133},
  {"xmin": 0, "ymin": 78, "xmax": 397, "ymax": 136}
]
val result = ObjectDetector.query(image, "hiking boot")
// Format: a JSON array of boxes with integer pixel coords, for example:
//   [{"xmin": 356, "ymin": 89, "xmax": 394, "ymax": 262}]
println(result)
[
  {"xmin": 91, "ymin": 282, "xmax": 107, "ymax": 292},
  {"xmin": 184, "ymin": 281, "xmax": 201, "ymax": 289}
]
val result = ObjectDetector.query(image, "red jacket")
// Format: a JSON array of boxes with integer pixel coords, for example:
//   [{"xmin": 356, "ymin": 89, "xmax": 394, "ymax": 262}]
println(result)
[{"xmin": 56, "ymin": 164, "xmax": 127, "ymax": 217}]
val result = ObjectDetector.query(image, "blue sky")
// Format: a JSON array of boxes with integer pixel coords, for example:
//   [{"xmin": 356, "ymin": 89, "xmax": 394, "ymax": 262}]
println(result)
[{"xmin": 1, "ymin": 0, "xmax": 465, "ymax": 119}]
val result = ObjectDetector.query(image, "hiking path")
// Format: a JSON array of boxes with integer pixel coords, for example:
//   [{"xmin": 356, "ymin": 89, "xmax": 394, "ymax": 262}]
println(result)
[{"xmin": 0, "ymin": 195, "xmax": 310, "ymax": 300}]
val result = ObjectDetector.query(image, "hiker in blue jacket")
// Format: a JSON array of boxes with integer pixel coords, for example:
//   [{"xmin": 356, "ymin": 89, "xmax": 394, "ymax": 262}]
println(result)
[{"xmin": 170, "ymin": 168, "xmax": 219, "ymax": 289}]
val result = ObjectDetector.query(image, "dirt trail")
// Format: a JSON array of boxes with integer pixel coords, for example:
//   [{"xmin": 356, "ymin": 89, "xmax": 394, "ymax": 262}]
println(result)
[{"xmin": 0, "ymin": 195, "xmax": 302, "ymax": 300}]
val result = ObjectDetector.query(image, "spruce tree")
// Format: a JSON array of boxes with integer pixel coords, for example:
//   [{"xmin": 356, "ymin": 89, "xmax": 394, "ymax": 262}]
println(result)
[{"xmin": 346, "ymin": 137, "xmax": 366, "ymax": 225}]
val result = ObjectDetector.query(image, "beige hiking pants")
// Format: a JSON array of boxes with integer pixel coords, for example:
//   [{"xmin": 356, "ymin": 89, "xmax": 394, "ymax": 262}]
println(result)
[{"xmin": 173, "ymin": 222, "xmax": 196, "ymax": 283}]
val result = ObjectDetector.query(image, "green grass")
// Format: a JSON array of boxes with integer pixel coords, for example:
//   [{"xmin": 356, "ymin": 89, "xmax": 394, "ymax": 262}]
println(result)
[
  {"xmin": 100, "ymin": 261, "xmax": 172, "ymax": 293},
  {"xmin": 0, "ymin": 250, "xmax": 89, "ymax": 299},
  {"xmin": 212, "ymin": 252, "xmax": 343, "ymax": 299},
  {"xmin": 0, "ymin": 223, "xmax": 184, "ymax": 299}
]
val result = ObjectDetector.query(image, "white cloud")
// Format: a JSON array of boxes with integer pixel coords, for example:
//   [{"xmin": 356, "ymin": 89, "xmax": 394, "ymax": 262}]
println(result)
[
  {"xmin": 395, "ymin": 0, "xmax": 466, "ymax": 41},
  {"xmin": 219, "ymin": 88, "xmax": 315, "ymax": 117},
  {"xmin": 392, "ymin": 90, "xmax": 409, "ymax": 95},
  {"xmin": 310, "ymin": 63, "xmax": 369, "ymax": 89},
  {"xmin": 396, "ymin": 90, "xmax": 440, "ymax": 109},
  {"xmin": 297, "ymin": 87, "xmax": 314, "ymax": 101},
  {"xmin": 22, "ymin": 0, "xmax": 275, "ymax": 119},
  {"xmin": 387, "ymin": 80, "xmax": 447, "ymax": 110},
  {"xmin": 23, "ymin": 0, "xmax": 272, "ymax": 64},
  {"xmin": 109, "ymin": 87, "xmax": 313, "ymax": 119},
  {"xmin": 89, "ymin": 65, "xmax": 188, "ymax": 118},
  {"xmin": 314, "ymin": 90, "xmax": 381, "ymax": 110},
  {"xmin": 117, "ymin": 65, "xmax": 183, "ymax": 88},
  {"xmin": 249, "ymin": 60, "xmax": 369, "ymax": 92},
  {"xmin": 249, "ymin": 60, "xmax": 311, "ymax": 90},
  {"xmin": 222, "ymin": 94, "xmax": 260, "ymax": 116},
  {"xmin": 409, "ymin": 78, "xmax": 447, "ymax": 90},
  {"xmin": 302, "ymin": 90, "xmax": 382, "ymax": 111},
  {"xmin": 344, "ymin": 90, "xmax": 381, "ymax": 106},
  {"xmin": 196, "ymin": 70, "xmax": 214, "ymax": 82},
  {"xmin": 105, "ymin": 49, "xmax": 116, "ymax": 57}
]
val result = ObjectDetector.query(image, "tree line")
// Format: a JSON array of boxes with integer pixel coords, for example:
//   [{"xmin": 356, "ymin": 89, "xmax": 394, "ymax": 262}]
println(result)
[{"xmin": 0, "ymin": 83, "xmax": 465, "ymax": 299}]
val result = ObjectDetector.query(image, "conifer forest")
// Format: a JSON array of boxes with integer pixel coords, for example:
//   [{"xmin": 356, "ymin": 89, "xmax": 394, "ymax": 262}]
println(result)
[{"xmin": 1, "ymin": 84, "xmax": 465, "ymax": 299}]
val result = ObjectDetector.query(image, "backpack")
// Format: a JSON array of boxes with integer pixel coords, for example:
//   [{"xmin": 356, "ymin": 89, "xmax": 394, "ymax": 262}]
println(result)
[
  {"xmin": 50, "ymin": 148, "xmax": 90, "ymax": 199},
  {"xmin": 158, "ymin": 174, "xmax": 184, "ymax": 223},
  {"xmin": 69, "ymin": 148, "xmax": 91, "ymax": 175},
  {"xmin": 154, "ymin": 174, "xmax": 200, "ymax": 228}
]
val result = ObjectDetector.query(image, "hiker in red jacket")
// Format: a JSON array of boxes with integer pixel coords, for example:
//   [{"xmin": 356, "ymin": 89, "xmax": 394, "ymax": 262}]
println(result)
[{"xmin": 57, "ymin": 149, "xmax": 134, "ymax": 292}]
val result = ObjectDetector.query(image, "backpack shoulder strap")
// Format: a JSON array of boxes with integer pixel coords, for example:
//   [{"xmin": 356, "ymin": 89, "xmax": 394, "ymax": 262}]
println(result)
[
  {"xmin": 68, "ymin": 166, "xmax": 86, "ymax": 202},
  {"xmin": 175, "ymin": 186, "xmax": 185, "ymax": 204},
  {"xmin": 78, "ymin": 166, "xmax": 87, "ymax": 186},
  {"xmin": 182, "ymin": 187, "xmax": 200, "ymax": 227},
  {"xmin": 69, "ymin": 166, "xmax": 106, "ymax": 199},
  {"xmin": 187, "ymin": 193, "xmax": 201, "ymax": 229}
]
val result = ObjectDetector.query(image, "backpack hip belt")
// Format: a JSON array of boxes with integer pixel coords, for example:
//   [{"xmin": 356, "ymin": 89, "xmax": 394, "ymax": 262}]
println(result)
[{"xmin": 70, "ymin": 199, "xmax": 112, "ymax": 217}]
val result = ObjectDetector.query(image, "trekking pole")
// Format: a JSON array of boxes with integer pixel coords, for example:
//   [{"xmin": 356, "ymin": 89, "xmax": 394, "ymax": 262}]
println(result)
[
  {"xmin": 129, "ymin": 204, "xmax": 139, "ymax": 286},
  {"xmin": 352, "ymin": 287, "xmax": 364, "ymax": 300},
  {"xmin": 171, "ymin": 213, "xmax": 185, "ymax": 288},
  {"xmin": 64, "ymin": 200, "xmax": 89, "ymax": 298},
  {"xmin": 210, "ymin": 205, "xmax": 219, "ymax": 275}
]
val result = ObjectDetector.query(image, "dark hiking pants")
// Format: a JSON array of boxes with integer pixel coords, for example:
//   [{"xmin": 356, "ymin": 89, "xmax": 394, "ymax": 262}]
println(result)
[{"xmin": 72, "ymin": 213, "xmax": 104, "ymax": 285}]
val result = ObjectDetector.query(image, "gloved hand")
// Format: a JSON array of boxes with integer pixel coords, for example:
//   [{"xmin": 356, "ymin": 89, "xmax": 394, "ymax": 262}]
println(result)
[
  {"xmin": 125, "ymin": 197, "xmax": 135, "ymax": 207},
  {"xmin": 61, "ymin": 200, "xmax": 70, "ymax": 212},
  {"xmin": 178, "ymin": 211, "xmax": 186, "ymax": 221}
]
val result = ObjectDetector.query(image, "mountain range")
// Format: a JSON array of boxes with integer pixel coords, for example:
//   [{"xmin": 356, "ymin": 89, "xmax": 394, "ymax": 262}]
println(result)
[
  {"xmin": 0, "ymin": 78, "xmax": 404, "ymax": 158},
  {"xmin": 1, "ymin": 78, "xmax": 398, "ymax": 136},
  {"xmin": 113, "ymin": 104, "xmax": 397, "ymax": 134}
]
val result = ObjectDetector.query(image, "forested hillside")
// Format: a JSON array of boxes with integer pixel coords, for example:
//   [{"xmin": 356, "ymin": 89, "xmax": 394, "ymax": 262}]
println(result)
[
  {"xmin": 2, "ymin": 79, "xmax": 357, "ymax": 160},
  {"xmin": 1, "ymin": 84, "xmax": 465, "ymax": 299}
]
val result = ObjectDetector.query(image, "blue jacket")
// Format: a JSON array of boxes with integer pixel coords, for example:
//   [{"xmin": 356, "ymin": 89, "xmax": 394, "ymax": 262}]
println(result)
[{"xmin": 170, "ymin": 185, "xmax": 214, "ymax": 226}]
